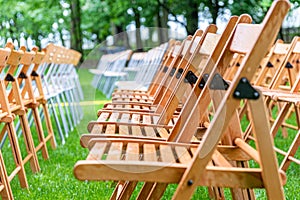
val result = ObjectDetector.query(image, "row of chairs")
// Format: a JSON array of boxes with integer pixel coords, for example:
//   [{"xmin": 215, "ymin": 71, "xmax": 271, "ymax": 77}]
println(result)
[
  {"xmin": 74, "ymin": 1, "xmax": 292, "ymax": 199},
  {"xmin": 115, "ymin": 43, "xmax": 169, "ymax": 92},
  {"xmin": 90, "ymin": 43, "xmax": 169, "ymax": 98},
  {"xmin": 90, "ymin": 49, "xmax": 133, "ymax": 98},
  {"xmin": 0, "ymin": 43, "xmax": 82, "ymax": 199}
]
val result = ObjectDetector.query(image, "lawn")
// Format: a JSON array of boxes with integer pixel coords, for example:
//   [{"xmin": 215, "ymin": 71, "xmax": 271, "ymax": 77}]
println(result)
[{"xmin": 4, "ymin": 68, "xmax": 299, "ymax": 199}]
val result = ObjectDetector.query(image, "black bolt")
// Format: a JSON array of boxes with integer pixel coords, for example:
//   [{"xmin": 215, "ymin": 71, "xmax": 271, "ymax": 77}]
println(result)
[
  {"xmin": 241, "ymin": 77, "xmax": 247, "ymax": 83},
  {"xmin": 234, "ymin": 91, "xmax": 240, "ymax": 97},
  {"xmin": 187, "ymin": 180, "xmax": 193, "ymax": 186}
]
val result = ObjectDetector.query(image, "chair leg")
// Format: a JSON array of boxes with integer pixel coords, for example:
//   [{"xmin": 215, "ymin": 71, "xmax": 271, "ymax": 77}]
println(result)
[
  {"xmin": 55, "ymin": 95, "xmax": 69, "ymax": 137},
  {"xmin": 136, "ymin": 183, "xmax": 155, "ymax": 200},
  {"xmin": 280, "ymin": 130, "xmax": 299, "ymax": 172},
  {"xmin": 18, "ymin": 114, "xmax": 41, "ymax": 172},
  {"xmin": 48, "ymin": 98, "xmax": 65, "ymax": 144},
  {"xmin": 248, "ymin": 98, "xmax": 285, "ymax": 199},
  {"xmin": 41, "ymin": 103, "xmax": 57, "ymax": 149},
  {"xmin": 31, "ymin": 106, "xmax": 49, "ymax": 159},
  {"xmin": 6, "ymin": 121, "xmax": 28, "ymax": 188},
  {"xmin": 145, "ymin": 183, "xmax": 168, "ymax": 200},
  {"xmin": 0, "ymin": 151, "xmax": 13, "ymax": 200},
  {"xmin": 117, "ymin": 181, "xmax": 138, "ymax": 200}
]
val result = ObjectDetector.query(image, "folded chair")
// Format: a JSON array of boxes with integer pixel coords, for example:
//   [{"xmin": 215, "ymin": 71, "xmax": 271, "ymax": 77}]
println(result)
[
  {"xmin": 38, "ymin": 44, "xmax": 73, "ymax": 143},
  {"xmin": 258, "ymin": 36, "xmax": 300, "ymax": 172},
  {"xmin": 17, "ymin": 46, "xmax": 57, "ymax": 153},
  {"xmin": 2, "ymin": 45, "xmax": 54, "ymax": 162},
  {"xmin": 0, "ymin": 45, "xmax": 38, "ymax": 189},
  {"xmin": 75, "ymin": 1, "xmax": 290, "ymax": 199}
]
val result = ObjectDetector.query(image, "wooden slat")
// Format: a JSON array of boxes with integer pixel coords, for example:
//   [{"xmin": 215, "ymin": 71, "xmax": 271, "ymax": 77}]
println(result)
[
  {"xmin": 119, "ymin": 113, "xmax": 130, "ymax": 122},
  {"xmin": 87, "ymin": 143, "xmax": 107, "ymax": 160},
  {"xmin": 156, "ymin": 127, "xmax": 169, "ymax": 138},
  {"xmin": 143, "ymin": 144, "xmax": 157, "ymax": 161},
  {"xmin": 144, "ymin": 126, "xmax": 157, "ymax": 137},
  {"xmin": 160, "ymin": 145, "xmax": 175, "ymax": 163},
  {"xmin": 131, "ymin": 126, "xmax": 143, "ymax": 136},
  {"xmin": 105, "ymin": 113, "xmax": 119, "ymax": 134},
  {"xmin": 174, "ymin": 146, "xmax": 192, "ymax": 164},
  {"xmin": 107, "ymin": 142, "xmax": 123, "ymax": 160},
  {"xmin": 126, "ymin": 143, "xmax": 139, "ymax": 161},
  {"xmin": 142, "ymin": 115, "xmax": 152, "ymax": 124},
  {"xmin": 131, "ymin": 114, "xmax": 140, "ymax": 123},
  {"xmin": 74, "ymin": 161, "xmax": 266, "ymax": 188}
]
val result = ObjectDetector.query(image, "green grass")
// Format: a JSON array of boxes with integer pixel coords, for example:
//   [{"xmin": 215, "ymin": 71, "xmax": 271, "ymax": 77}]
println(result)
[{"xmin": 4, "ymin": 68, "xmax": 299, "ymax": 199}]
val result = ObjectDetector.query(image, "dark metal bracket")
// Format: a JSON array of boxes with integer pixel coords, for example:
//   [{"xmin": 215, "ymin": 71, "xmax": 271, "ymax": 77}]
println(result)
[
  {"xmin": 5, "ymin": 74, "xmax": 15, "ymax": 82},
  {"xmin": 163, "ymin": 66, "xmax": 168, "ymax": 73},
  {"xmin": 209, "ymin": 73, "xmax": 229, "ymax": 90},
  {"xmin": 169, "ymin": 67, "xmax": 176, "ymax": 76},
  {"xmin": 176, "ymin": 68, "xmax": 184, "ymax": 79},
  {"xmin": 184, "ymin": 70, "xmax": 198, "ymax": 84},
  {"xmin": 19, "ymin": 72, "xmax": 27, "ymax": 79},
  {"xmin": 285, "ymin": 62, "xmax": 293, "ymax": 69},
  {"xmin": 198, "ymin": 73, "xmax": 209, "ymax": 89},
  {"xmin": 233, "ymin": 77, "xmax": 260, "ymax": 99},
  {"xmin": 31, "ymin": 71, "xmax": 39, "ymax": 77},
  {"xmin": 266, "ymin": 61, "xmax": 274, "ymax": 68}
]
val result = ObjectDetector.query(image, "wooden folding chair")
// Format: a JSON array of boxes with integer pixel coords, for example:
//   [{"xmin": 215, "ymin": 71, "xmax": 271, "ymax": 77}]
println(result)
[
  {"xmin": 258, "ymin": 36, "xmax": 300, "ymax": 172},
  {"xmin": 0, "ymin": 45, "xmax": 37, "ymax": 189},
  {"xmin": 39, "ymin": 44, "xmax": 71, "ymax": 143},
  {"xmin": 16, "ymin": 46, "xmax": 57, "ymax": 155},
  {"xmin": 75, "ymin": 1, "xmax": 290, "ymax": 199}
]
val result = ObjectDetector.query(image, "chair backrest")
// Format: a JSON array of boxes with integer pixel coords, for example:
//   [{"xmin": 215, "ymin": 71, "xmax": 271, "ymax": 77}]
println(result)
[
  {"xmin": 253, "ymin": 39, "xmax": 290, "ymax": 86},
  {"xmin": 0, "ymin": 48, "xmax": 11, "ymax": 112},
  {"xmin": 270, "ymin": 36, "xmax": 300, "ymax": 91}
]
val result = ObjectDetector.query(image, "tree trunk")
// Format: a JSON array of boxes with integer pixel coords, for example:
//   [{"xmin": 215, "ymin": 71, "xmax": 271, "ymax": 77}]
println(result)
[
  {"xmin": 115, "ymin": 25, "xmax": 131, "ymax": 49},
  {"xmin": 157, "ymin": 0, "xmax": 169, "ymax": 44},
  {"xmin": 70, "ymin": 0, "xmax": 83, "ymax": 54},
  {"xmin": 132, "ymin": 6, "xmax": 143, "ymax": 51},
  {"xmin": 185, "ymin": 0, "xmax": 199, "ymax": 35},
  {"xmin": 210, "ymin": 0, "xmax": 219, "ymax": 24},
  {"xmin": 58, "ymin": 28, "xmax": 66, "ymax": 47},
  {"xmin": 161, "ymin": 3, "xmax": 169, "ymax": 42}
]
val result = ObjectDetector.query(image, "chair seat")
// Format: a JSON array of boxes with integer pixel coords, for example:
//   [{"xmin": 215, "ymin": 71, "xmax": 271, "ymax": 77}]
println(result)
[{"xmin": 74, "ymin": 140, "xmax": 285, "ymax": 189}]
